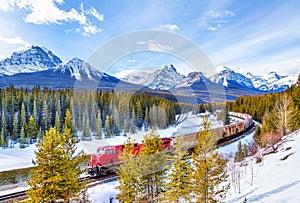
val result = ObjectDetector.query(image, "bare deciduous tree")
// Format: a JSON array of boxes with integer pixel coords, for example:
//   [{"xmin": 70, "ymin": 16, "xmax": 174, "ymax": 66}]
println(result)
[{"xmin": 274, "ymin": 94, "xmax": 294, "ymax": 136}]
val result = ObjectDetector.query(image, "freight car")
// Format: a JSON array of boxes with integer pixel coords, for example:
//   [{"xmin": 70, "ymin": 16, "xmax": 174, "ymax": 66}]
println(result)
[{"xmin": 88, "ymin": 112, "xmax": 253, "ymax": 176}]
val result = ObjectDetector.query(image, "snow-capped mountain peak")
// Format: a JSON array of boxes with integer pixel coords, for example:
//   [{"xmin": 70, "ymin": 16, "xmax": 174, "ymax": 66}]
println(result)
[
  {"xmin": 164, "ymin": 64, "xmax": 177, "ymax": 72},
  {"xmin": 216, "ymin": 65, "xmax": 233, "ymax": 73},
  {"xmin": 54, "ymin": 57, "xmax": 103, "ymax": 81},
  {"xmin": 117, "ymin": 64, "xmax": 185, "ymax": 90},
  {"xmin": 211, "ymin": 66, "xmax": 254, "ymax": 89},
  {"xmin": 0, "ymin": 45, "xmax": 62, "ymax": 76}
]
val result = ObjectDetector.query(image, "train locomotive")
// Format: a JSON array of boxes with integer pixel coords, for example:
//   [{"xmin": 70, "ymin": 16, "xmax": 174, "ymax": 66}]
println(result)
[{"xmin": 88, "ymin": 112, "xmax": 253, "ymax": 177}]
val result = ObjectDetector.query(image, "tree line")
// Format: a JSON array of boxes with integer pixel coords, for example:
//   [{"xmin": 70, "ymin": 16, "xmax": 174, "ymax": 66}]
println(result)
[{"xmin": 0, "ymin": 86, "xmax": 188, "ymax": 147}]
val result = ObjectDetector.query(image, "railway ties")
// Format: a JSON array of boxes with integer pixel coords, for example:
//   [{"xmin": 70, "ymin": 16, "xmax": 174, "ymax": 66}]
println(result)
[
  {"xmin": 0, "ymin": 190, "xmax": 27, "ymax": 203},
  {"xmin": 0, "ymin": 173, "xmax": 118, "ymax": 202}
]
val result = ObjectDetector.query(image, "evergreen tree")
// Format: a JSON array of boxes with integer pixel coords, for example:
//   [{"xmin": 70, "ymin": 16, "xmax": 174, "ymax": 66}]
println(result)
[
  {"xmin": 116, "ymin": 138, "xmax": 139, "ymax": 203},
  {"xmin": 42, "ymin": 98, "xmax": 50, "ymax": 130},
  {"xmin": 25, "ymin": 116, "xmax": 38, "ymax": 143},
  {"xmin": 12, "ymin": 112, "xmax": 19, "ymax": 141},
  {"xmin": 105, "ymin": 115, "xmax": 112, "ymax": 137},
  {"xmin": 26, "ymin": 127, "xmax": 85, "ymax": 202},
  {"xmin": 217, "ymin": 108, "xmax": 230, "ymax": 126},
  {"xmin": 54, "ymin": 111, "xmax": 61, "ymax": 133},
  {"xmin": 64, "ymin": 109, "xmax": 75, "ymax": 135},
  {"xmin": 20, "ymin": 102, "xmax": 26, "ymax": 128},
  {"xmin": 96, "ymin": 109, "xmax": 103, "ymax": 139},
  {"xmin": 1, "ymin": 110, "xmax": 7, "ymax": 146},
  {"xmin": 163, "ymin": 137, "xmax": 191, "ymax": 202},
  {"xmin": 254, "ymin": 125, "xmax": 262, "ymax": 146},
  {"xmin": 234, "ymin": 140, "xmax": 245, "ymax": 162},
  {"xmin": 82, "ymin": 110, "xmax": 91, "ymax": 140},
  {"xmin": 130, "ymin": 107, "xmax": 136, "ymax": 134},
  {"xmin": 190, "ymin": 116, "xmax": 229, "ymax": 203},
  {"xmin": 144, "ymin": 107, "xmax": 150, "ymax": 130},
  {"xmin": 33, "ymin": 99, "xmax": 38, "ymax": 127},
  {"xmin": 137, "ymin": 131, "xmax": 168, "ymax": 202},
  {"xmin": 20, "ymin": 126, "xmax": 27, "ymax": 146},
  {"xmin": 261, "ymin": 110, "xmax": 276, "ymax": 135}
]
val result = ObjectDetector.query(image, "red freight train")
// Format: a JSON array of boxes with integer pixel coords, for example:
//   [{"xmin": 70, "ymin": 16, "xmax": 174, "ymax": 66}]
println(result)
[{"xmin": 88, "ymin": 112, "xmax": 253, "ymax": 176}]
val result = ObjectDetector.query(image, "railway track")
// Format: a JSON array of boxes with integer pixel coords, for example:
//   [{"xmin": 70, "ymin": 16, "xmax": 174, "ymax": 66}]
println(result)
[{"xmin": 0, "ymin": 174, "xmax": 118, "ymax": 203}]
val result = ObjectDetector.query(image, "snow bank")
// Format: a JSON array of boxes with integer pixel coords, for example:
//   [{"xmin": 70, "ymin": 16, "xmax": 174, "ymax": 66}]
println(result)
[
  {"xmin": 0, "ymin": 144, "xmax": 37, "ymax": 172},
  {"xmin": 225, "ymin": 129, "xmax": 300, "ymax": 202},
  {"xmin": 88, "ymin": 181, "xmax": 119, "ymax": 203}
]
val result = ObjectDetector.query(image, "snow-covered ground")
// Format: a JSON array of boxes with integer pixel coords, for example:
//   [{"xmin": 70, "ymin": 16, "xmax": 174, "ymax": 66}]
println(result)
[
  {"xmin": 225, "ymin": 129, "xmax": 300, "ymax": 203},
  {"xmin": 0, "ymin": 144, "xmax": 37, "ymax": 172},
  {"xmin": 88, "ymin": 129, "xmax": 300, "ymax": 203}
]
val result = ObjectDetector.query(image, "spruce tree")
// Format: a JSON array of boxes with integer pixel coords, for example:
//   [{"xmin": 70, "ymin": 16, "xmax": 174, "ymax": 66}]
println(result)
[
  {"xmin": 82, "ymin": 110, "xmax": 91, "ymax": 140},
  {"xmin": 116, "ymin": 138, "xmax": 139, "ymax": 203},
  {"xmin": 26, "ymin": 127, "xmax": 85, "ymax": 202},
  {"xmin": 54, "ymin": 111, "xmax": 61, "ymax": 133},
  {"xmin": 234, "ymin": 140, "xmax": 245, "ymax": 162},
  {"xmin": 191, "ymin": 116, "xmax": 229, "ymax": 203},
  {"xmin": 144, "ymin": 107, "xmax": 150, "ymax": 130},
  {"xmin": 105, "ymin": 115, "xmax": 112, "ymax": 137},
  {"xmin": 137, "ymin": 131, "xmax": 168, "ymax": 202},
  {"xmin": 163, "ymin": 137, "xmax": 191, "ymax": 202},
  {"xmin": 96, "ymin": 109, "xmax": 103, "ymax": 139},
  {"xmin": 25, "ymin": 116, "xmax": 38, "ymax": 143},
  {"xmin": 64, "ymin": 109, "xmax": 75, "ymax": 134},
  {"xmin": 20, "ymin": 102, "xmax": 26, "ymax": 128},
  {"xmin": 130, "ymin": 107, "xmax": 136, "ymax": 134},
  {"xmin": 12, "ymin": 112, "xmax": 19, "ymax": 141},
  {"xmin": 20, "ymin": 126, "xmax": 26, "ymax": 146},
  {"xmin": 1, "ymin": 110, "xmax": 7, "ymax": 146}
]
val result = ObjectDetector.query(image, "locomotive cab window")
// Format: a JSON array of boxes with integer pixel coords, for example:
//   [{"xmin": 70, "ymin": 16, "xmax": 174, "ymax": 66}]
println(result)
[
  {"xmin": 97, "ymin": 148, "xmax": 105, "ymax": 154},
  {"xmin": 106, "ymin": 149, "xmax": 116, "ymax": 154}
]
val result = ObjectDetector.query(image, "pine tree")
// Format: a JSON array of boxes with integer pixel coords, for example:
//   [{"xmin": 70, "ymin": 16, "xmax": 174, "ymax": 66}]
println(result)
[
  {"xmin": 12, "ymin": 112, "xmax": 19, "ymax": 141},
  {"xmin": 1, "ymin": 110, "xmax": 7, "ymax": 146},
  {"xmin": 20, "ymin": 126, "xmax": 27, "ymax": 146},
  {"xmin": 137, "ymin": 131, "xmax": 168, "ymax": 202},
  {"xmin": 130, "ymin": 107, "xmax": 136, "ymax": 134},
  {"xmin": 191, "ymin": 116, "xmax": 229, "ymax": 203},
  {"xmin": 96, "ymin": 109, "xmax": 103, "ymax": 139},
  {"xmin": 144, "ymin": 107, "xmax": 150, "ymax": 130},
  {"xmin": 105, "ymin": 115, "xmax": 112, "ymax": 137},
  {"xmin": 54, "ymin": 111, "xmax": 61, "ymax": 133},
  {"xmin": 64, "ymin": 109, "xmax": 75, "ymax": 135},
  {"xmin": 25, "ymin": 116, "xmax": 38, "ymax": 143},
  {"xmin": 261, "ymin": 110, "xmax": 276, "ymax": 135},
  {"xmin": 82, "ymin": 110, "xmax": 91, "ymax": 140},
  {"xmin": 116, "ymin": 138, "xmax": 139, "ymax": 203},
  {"xmin": 26, "ymin": 127, "xmax": 85, "ymax": 202},
  {"xmin": 163, "ymin": 137, "xmax": 191, "ymax": 202},
  {"xmin": 20, "ymin": 102, "xmax": 26, "ymax": 128},
  {"xmin": 33, "ymin": 99, "xmax": 38, "ymax": 127},
  {"xmin": 234, "ymin": 140, "xmax": 245, "ymax": 162},
  {"xmin": 42, "ymin": 98, "xmax": 50, "ymax": 130}
]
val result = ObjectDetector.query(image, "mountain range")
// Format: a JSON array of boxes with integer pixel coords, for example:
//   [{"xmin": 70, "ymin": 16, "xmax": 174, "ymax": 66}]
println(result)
[{"xmin": 0, "ymin": 45, "xmax": 298, "ymax": 102}]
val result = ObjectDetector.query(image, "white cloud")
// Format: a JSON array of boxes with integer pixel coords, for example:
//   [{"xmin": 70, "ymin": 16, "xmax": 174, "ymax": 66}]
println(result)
[
  {"xmin": 200, "ymin": 9, "xmax": 235, "ymax": 31},
  {"xmin": 82, "ymin": 22, "xmax": 102, "ymax": 37},
  {"xmin": 0, "ymin": 35, "xmax": 30, "ymax": 47},
  {"xmin": 159, "ymin": 24, "xmax": 179, "ymax": 32},
  {"xmin": 137, "ymin": 40, "xmax": 175, "ymax": 52},
  {"xmin": 88, "ymin": 7, "xmax": 104, "ymax": 22},
  {"xmin": 0, "ymin": 0, "xmax": 103, "ymax": 36}
]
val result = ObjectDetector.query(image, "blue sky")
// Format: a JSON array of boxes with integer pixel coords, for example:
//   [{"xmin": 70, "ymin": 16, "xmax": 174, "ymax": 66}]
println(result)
[{"xmin": 0, "ymin": 0, "xmax": 299, "ymax": 76}]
